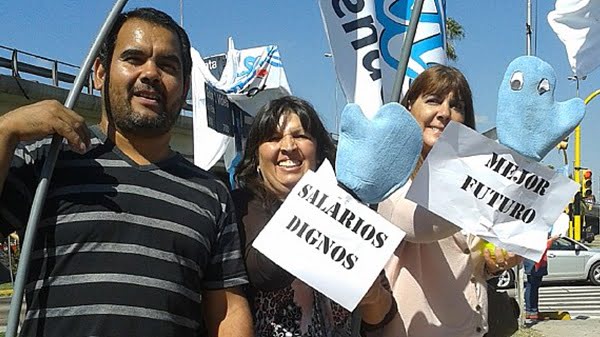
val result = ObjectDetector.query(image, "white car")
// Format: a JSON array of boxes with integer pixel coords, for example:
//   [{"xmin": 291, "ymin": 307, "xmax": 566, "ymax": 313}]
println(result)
[{"xmin": 495, "ymin": 236, "xmax": 600, "ymax": 289}]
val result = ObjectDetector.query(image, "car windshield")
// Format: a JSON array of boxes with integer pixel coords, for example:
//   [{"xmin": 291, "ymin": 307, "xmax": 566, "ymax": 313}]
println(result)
[{"xmin": 551, "ymin": 238, "xmax": 582, "ymax": 251}]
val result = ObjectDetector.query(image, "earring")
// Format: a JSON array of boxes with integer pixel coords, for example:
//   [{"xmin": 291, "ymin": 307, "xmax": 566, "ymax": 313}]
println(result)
[{"xmin": 257, "ymin": 166, "xmax": 262, "ymax": 178}]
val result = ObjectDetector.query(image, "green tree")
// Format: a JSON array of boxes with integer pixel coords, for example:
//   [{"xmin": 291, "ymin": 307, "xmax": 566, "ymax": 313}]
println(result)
[{"xmin": 446, "ymin": 17, "xmax": 464, "ymax": 61}]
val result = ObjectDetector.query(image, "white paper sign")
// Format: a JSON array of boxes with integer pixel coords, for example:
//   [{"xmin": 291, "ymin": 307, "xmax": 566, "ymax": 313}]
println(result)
[
  {"xmin": 252, "ymin": 162, "xmax": 406, "ymax": 311},
  {"xmin": 406, "ymin": 121, "xmax": 579, "ymax": 261}
]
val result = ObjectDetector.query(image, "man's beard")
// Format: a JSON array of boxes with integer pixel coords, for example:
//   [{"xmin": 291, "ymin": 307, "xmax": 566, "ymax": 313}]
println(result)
[{"xmin": 108, "ymin": 84, "xmax": 181, "ymax": 138}]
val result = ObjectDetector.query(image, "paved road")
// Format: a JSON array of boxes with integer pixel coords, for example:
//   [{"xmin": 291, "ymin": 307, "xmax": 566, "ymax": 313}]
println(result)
[
  {"xmin": 539, "ymin": 285, "xmax": 600, "ymax": 319},
  {"xmin": 1, "ymin": 296, "xmax": 10, "ymax": 326},
  {"xmin": 0, "ymin": 296, "xmax": 26, "ymax": 331},
  {"xmin": 526, "ymin": 317, "xmax": 600, "ymax": 337},
  {"xmin": 506, "ymin": 283, "xmax": 600, "ymax": 318}
]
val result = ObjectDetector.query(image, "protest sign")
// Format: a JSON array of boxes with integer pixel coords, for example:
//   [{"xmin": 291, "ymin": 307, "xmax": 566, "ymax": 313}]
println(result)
[
  {"xmin": 406, "ymin": 121, "xmax": 579, "ymax": 261},
  {"xmin": 252, "ymin": 161, "xmax": 406, "ymax": 311}
]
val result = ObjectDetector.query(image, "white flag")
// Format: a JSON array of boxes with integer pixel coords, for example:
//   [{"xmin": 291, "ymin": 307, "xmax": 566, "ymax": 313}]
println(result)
[
  {"xmin": 548, "ymin": 0, "xmax": 600, "ymax": 77},
  {"xmin": 319, "ymin": 0, "xmax": 447, "ymax": 118},
  {"xmin": 191, "ymin": 39, "xmax": 292, "ymax": 170}
]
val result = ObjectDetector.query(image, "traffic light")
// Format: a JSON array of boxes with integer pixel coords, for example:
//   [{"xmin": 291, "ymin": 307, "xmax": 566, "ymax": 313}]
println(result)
[
  {"xmin": 568, "ymin": 191, "xmax": 583, "ymax": 240},
  {"xmin": 583, "ymin": 170, "xmax": 593, "ymax": 198}
]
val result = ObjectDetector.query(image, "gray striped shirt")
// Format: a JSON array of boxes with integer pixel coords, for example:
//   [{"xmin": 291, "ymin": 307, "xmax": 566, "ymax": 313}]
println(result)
[{"xmin": 0, "ymin": 127, "xmax": 248, "ymax": 337}]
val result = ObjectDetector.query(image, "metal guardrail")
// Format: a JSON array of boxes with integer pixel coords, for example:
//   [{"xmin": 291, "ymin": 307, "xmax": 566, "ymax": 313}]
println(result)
[{"xmin": 0, "ymin": 44, "xmax": 95, "ymax": 94}]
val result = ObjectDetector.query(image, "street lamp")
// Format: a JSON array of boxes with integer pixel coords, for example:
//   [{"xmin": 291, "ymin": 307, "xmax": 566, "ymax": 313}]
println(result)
[
  {"xmin": 324, "ymin": 52, "xmax": 340, "ymax": 133},
  {"xmin": 557, "ymin": 137, "xmax": 569, "ymax": 169}
]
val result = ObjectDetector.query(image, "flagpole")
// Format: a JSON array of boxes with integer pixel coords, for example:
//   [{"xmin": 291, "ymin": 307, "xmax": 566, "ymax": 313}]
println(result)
[
  {"xmin": 180, "ymin": 0, "xmax": 184, "ymax": 27},
  {"xmin": 4, "ymin": 1, "xmax": 129, "ymax": 336},
  {"xmin": 525, "ymin": 0, "xmax": 532, "ymax": 55},
  {"xmin": 389, "ymin": 0, "xmax": 426, "ymax": 103}
]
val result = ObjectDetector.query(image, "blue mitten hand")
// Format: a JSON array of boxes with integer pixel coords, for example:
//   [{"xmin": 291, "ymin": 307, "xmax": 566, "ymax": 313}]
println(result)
[
  {"xmin": 496, "ymin": 56, "xmax": 585, "ymax": 161},
  {"xmin": 335, "ymin": 103, "xmax": 422, "ymax": 204}
]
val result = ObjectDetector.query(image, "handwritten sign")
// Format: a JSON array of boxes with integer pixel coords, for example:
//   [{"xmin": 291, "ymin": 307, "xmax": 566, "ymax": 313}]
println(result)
[
  {"xmin": 406, "ymin": 121, "xmax": 579, "ymax": 261},
  {"xmin": 253, "ymin": 162, "xmax": 406, "ymax": 310}
]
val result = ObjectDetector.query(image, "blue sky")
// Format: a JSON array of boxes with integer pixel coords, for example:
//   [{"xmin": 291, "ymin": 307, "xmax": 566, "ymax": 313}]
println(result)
[{"xmin": 1, "ymin": 0, "xmax": 599, "ymax": 190}]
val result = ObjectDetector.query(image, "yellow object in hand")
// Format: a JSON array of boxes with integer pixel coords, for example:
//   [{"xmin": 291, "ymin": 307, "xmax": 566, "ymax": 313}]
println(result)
[{"xmin": 482, "ymin": 241, "xmax": 507, "ymax": 259}]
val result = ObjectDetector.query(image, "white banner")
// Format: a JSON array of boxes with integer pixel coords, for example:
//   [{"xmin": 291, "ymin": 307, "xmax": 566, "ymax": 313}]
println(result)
[
  {"xmin": 253, "ymin": 161, "xmax": 406, "ymax": 311},
  {"xmin": 319, "ymin": 0, "xmax": 447, "ymax": 116},
  {"xmin": 191, "ymin": 47, "xmax": 233, "ymax": 170},
  {"xmin": 406, "ymin": 122, "xmax": 579, "ymax": 261},
  {"xmin": 548, "ymin": 0, "xmax": 600, "ymax": 77}
]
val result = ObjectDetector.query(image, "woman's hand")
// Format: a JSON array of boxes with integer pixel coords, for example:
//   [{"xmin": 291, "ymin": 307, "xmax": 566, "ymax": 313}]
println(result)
[
  {"xmin": 484, "ymin": 247, "xmax": 523, "ymax": 275},
  {"xmin": 361, "ymin": 274, "xmax": 389, "ymax": 306},
  {"xmin": 359, "ymin": 274, "xmax": 396, "ymax": 326}
]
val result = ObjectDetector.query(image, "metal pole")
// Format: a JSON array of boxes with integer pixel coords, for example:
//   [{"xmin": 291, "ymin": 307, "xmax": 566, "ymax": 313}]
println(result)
[
  {"xmin": 518, "ymin": 0, "xmax": 534, "ymax": 328},
  {"xmin": 180, "ymin": 0, "xmax": 184, "ymax": 27},
  {"xmin": 572, "ymin": 78, "xmax": 583, "ymax": 242},
  {"xmin": 7, "ymin": 235, "xmax": 13, "ymax": 285},
  {"xmin": 324, "ymin": 52, "xmax": 339, "ymax": 132},
  {"xmin": 389, "ymin": 0, "xmax": 425, "ymax": 103},
  {"xmin": 526, "ymin": 0, "xmax": 532, "ymax": 56},
  {"xmin": 5, "ymin": 1, "xmax": 129, "ymax": 336},
  {"xmin": 578, "ymin": 88, "xmax": 600, "ymax": 237}
]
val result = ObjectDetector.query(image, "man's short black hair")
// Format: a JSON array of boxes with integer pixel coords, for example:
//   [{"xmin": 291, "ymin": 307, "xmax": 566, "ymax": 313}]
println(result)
[{"xmin": 98, "ymin": 7, "xmax": 192, "ymax": 85}]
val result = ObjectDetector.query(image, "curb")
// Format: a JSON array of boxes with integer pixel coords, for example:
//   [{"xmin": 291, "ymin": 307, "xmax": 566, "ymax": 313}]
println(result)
[{"xmin": 540, "ymin": 311, "xmax": 571, "ymax": 320}]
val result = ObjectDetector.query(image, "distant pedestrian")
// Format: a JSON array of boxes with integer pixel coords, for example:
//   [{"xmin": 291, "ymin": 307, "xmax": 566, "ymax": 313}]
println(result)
[{"xmin": 524, "ymin": 234, "xmax": 561, "ymax": 321}]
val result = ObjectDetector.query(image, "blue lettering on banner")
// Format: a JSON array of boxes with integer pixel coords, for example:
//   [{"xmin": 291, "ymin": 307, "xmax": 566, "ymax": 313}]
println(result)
[{"xmin": 375, "ymin": 0, "xmax": 446, "ymax": 79}]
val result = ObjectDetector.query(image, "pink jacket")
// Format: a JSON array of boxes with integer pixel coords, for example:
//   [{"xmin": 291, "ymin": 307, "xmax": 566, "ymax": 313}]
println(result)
[{"xmin": 373, "ymin": 181, "xmax": 489, "ymax": 337}]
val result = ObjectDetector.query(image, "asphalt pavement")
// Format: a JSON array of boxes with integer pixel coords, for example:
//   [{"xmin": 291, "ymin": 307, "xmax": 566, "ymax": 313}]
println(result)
[
  {"xmin": 511, "ymin": 234, "xmax": 600, "ymax": 336},
  {"xmin": 516, "ymin": 317, "xmax": 600, "ymax": 337}
]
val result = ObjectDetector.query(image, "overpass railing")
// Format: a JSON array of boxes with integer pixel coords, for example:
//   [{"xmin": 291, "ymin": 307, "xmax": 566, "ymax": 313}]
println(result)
[{"xmin": 0, "ymin": 44, "xmax": 95, "ymax": 94}]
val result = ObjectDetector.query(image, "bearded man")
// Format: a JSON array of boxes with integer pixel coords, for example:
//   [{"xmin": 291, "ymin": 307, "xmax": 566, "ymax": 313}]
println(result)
[{"xmin": 0, "ymin": 8, "xmax": 252, "ymax": 337}]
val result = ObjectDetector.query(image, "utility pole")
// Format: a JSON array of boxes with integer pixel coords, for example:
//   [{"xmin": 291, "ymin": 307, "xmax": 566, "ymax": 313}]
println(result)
[
  {"xmin": 516, "ymin": 0, "xmax": 534, "ymax": 328},
  {"xmin": 573, "ymin": 77, "xmax": 583, "ymax": 242}
]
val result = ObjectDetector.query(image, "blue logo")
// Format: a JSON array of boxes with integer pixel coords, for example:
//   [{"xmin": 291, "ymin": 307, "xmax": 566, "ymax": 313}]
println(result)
[
  {"xmin": 228, "ymin": 46, "xmax": 283, "ymax": 94},
  {"xmin": 375, "ymin": 0, "xmax": 446, "ymax": 79}
]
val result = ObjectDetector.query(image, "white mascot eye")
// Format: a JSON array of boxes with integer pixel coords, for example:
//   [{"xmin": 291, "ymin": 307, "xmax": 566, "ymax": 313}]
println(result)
[
  {"xmin": 538, "ymin": 78, "xmax": 550, "ymax": 95},
  {"xmin": 510, "ymin": 71, "xmax": 524, "ymax": 91}
]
